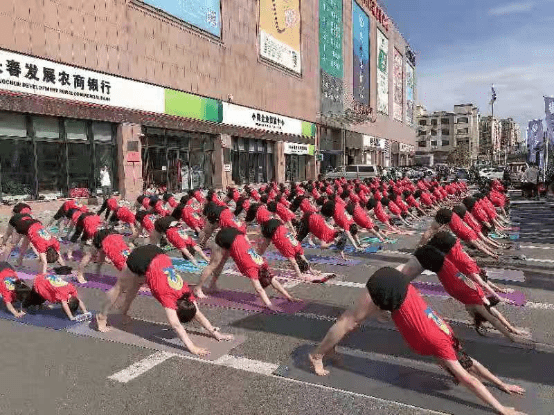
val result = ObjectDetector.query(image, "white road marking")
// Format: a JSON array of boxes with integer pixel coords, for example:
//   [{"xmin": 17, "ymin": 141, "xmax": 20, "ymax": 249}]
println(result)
[
  {"xmin": 214, "ymin": 354, "xmax": 279, "ymax": 375},
  {"xmin": 108, "ymin": 351, "xmax": 177, "ymax": 383},
  {"xmin": 520, "ymin": 245, "xmax": 554, "ymax": 250}
]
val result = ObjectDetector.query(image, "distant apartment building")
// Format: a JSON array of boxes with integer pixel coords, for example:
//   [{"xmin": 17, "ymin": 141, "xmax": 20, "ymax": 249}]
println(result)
[
  {"xmin": 501, "ymin": 118, "xmax": 521, "ymax": 152},
  {"xmin": 479, "ymin": 116, "xmax": 502, "ymax": 163},
  {"xmin": 415, "ymin": 104, "xmax": 479, "ymax": 166}
]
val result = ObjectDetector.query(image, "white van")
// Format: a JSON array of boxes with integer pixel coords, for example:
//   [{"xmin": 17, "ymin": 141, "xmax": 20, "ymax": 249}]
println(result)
[{"xmin": 325, "ymin": 165, "xmax": 379, "ymax": 180}]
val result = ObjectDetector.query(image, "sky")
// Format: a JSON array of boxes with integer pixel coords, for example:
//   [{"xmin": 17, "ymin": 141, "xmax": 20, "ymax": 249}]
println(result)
[{"xmin": 382, "ymin": 0, "xmax": 554, "ymax": 135}]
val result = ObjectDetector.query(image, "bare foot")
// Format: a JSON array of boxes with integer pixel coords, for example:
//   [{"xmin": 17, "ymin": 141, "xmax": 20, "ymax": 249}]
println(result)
[
  {"xmin": 75, "ymin": 275, "xmax": 87, "ymax": 284},
  {"xmin": 96, "ymin": 314, "xmax": 110, "ymax": 332},
  {"xmin": 121, "ymin": 314, "xmax": 132, "ymax": 325},
  {"xmin": 194, "ymin": 288, "xmax": 208, "ymax": 299},
  {"xmin": 377, "ymin": 310, "xmax": 391, "ymax": 323},
  {"xmin": 309, "ymin": 352, "xmax": 329, "ymax": 376}
]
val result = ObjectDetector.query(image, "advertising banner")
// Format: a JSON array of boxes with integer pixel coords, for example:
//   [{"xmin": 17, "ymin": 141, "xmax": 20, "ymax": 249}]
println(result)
[
  {"xmin": 319, "ymin": 0, "xmax": 343, "ymax": 115},
  {"xmin": 352, "ymin": 1, "xmax": 369, "ymax": 106},
  {"xmin": 143, "ymin": 0, "xmax": 221, "ymax": 37},
  {"xmin": 406, "ymin": 63, "xmax": 415, "ymax": 126},
  {"xmin": 0, "ymin": 49, "xmax": 224, "ymax": 123},
  {"xmin": 377, "ymin": 29, "xmax": 389, "ymax": 115},
  {"xmin": 259, "ymin": 0, "xmax": 301, "ymax": 73},
  {"xmin": 222, "ymin": 102, "xmax": 315, "ymax": 137},
  {"xmin": 393, "ymin": 48, "xmax": 403, "ymax": 122}
]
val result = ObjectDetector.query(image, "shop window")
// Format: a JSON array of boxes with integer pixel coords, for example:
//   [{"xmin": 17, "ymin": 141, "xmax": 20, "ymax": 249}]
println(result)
[
  {"xmin": 441, "ymin": 129, "xmax": 449, "ymax": 136},
  {"xmin": 431, "ymin": 141, "xmax": 438, "ymax": 146},
  {"xmin": 441, "ymin": 118, "xmax": 450, "ymax": 124},
  {"xmin": 33, "ymin": 116, "xmax": 60, "ymax": 139},
  {"xmin": 92, "ymin": 122, "xmax": 114, "ymax": 142},
  {"xmin": 359, "ymin": 166, "xmax": 375, "ymax": 173},
  {"xmin": 66, "ymin": 120, "xmax": 87, "ymax": 140},
  {"xmin": 0, "ymin": 112, "xmax": 27, "ymax": 137},
  {"xmin": 95, "ymin": 143, "xmax": 118, "ymax": 192},
  {"xmin": 67, "ymin": 141, "xmax": 92, "ymax": 191},
  {"xmin": 0, "ymin": 139, "xmax": 34, "ymax": 196},
  {"xmin": 36, "ymin": 141, "xmax": 66, "ymax": 195}
]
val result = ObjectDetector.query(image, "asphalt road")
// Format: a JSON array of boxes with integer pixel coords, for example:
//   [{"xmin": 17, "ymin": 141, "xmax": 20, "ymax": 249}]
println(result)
[{"xmin": 1, "ymin": 196, "xmax": 554, "ymax": 414}]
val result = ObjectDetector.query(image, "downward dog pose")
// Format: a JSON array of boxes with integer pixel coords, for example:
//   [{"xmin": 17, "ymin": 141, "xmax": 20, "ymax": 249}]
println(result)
[
  {"xmin": 96, "ymin": 245, "xmax": 233, "ymax": 356},
  {"xmin": 67, "ymin": 213, "xmax": 104, "ymax": 263},
  {"xmin": 74, "ymin": 229, "xmax": 131, "ymax": 283},
  {"xmin": 151, "ymin": 217, "xmax": 210, "ymax": 265},
  {"xmin": 295, "ymin": 212, "xmax": 349, "ymax": 259},
  {"xmin": 47, "ymin": 199, "xmax": 88, "ymax": 235},
  {"xmin": 129, "ymin": 210, "xmax": 158, "ymax": 245},
  {"xmin": 171, "ymin": 198, "xmax": 205, "ymax": 236},
  {"xmin": 257, "ymin": 219, "xmax": 319, "ymax": 279},
  {"xmin": 267, "ymin": 200, "xmax": 296, "ymax": 232},
  {"xmin": 419, "ymin": 208, "xmax": 499, "ymax": 259},
  {"xmin": 452, "ymin": 205, "xmax": 507, "ymax": 251},
  {"xmin": 320, "ymin": 200, "xmax": 362, "ymax": 250},
  {"xmin": 345, "ymin": 201, "xmax": 387, "ymax": 242},
  {"xmin": 309, "ymin": 267, "xmax": 525, "ymax": 415},
  {"xmin": 1, "ymin": 212, "xmax": 34, "ymax": 256},
  {"xmin": 194, "ymin": 227, "xmax": 298, "ymax": 308},
  {"xmin": 0, "ymin": 262, "xmax": 27, "ymax": 318},
  {"xmin": 366, "ymin": 198, "xmax": 408, "ymax": 235},
  {"xmin": 97, "ymin": 197, "xmax": 119, "ymax": 220},
  {"xmin": 199, "ymin": 202, "xmax": 247, "ymax": 247},
  {"xmin": 409, "ymin": 244, "xmax": 527, "ymax": 342},
  {"xmin": 108, "ymin": 205, "xmax": 137, "ymax": 236},
  {"xmin": 23, "ymin": 273, "xmax": 88, "ymax": 320}
]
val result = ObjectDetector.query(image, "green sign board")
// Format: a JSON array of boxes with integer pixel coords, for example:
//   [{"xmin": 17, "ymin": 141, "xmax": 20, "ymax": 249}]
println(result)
[
  {"xmin": 319, "ymin": 0, "xmax": 343, "ymax": 79},
  {"xmin": 165, "ymin": 89, "xmax": 223, "ymax": 122}
]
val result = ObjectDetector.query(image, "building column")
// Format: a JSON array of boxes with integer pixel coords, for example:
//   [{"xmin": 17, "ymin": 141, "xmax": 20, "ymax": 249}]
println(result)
[
  {"xmin": 214, "ymin": 134, "xmax": 232, "ymax": 189},
  {"xmin": 117, "ymin": 123, "xmax": 143, "ymax": 203},
  {"xmin": 275, "ymin": 141, "xmax": 285, "ymax": 183}
]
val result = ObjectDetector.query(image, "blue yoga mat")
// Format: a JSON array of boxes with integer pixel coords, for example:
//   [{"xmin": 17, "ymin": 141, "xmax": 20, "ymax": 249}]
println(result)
[
  {"xmin": 170, "ymin": 258, "xmax": 208, "ymax": 273},
  {"xmin": 0, "ymin": 306, "xmax": 82, "ymax": 330}
]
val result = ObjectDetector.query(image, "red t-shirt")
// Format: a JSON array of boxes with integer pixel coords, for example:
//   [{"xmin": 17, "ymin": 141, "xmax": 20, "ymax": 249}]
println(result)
[
  {"xmin": 446, "ymin": 241, "xmax": 480, "ymax": 276},
  {"xmin": 145, "ymin": 254, "xmax": 195, "ymax": 309},
  {"xmin": 333, "ymin": 204, "xmax": 354, "ymax": 230},
  {"xmin": 182, "ymin": 205, "xmax": 205, "ymax": 229},
  {"xmin": 300, "ymin": 198, "xmax": 318, "ymax": 214},
  {"xmin": 420, "ymin": 193, "xmax": 433, "ymax": 207},
  {"xmin": 353, "ymin": 204, "xmax": 374, "ymax": 230},
  {"xmin": 141, "ymin": 213, "xmax": 157, "ymax": 233},
  {"xmin": 230, "ymin": 234, "xmax": 265, "ymax": 280},
  {"xmin": 309, "ymin": 214, "xmax": 337, "ymax": 243},
  {"xmin": 374, "ymin": 202, "xmax": 390, "ymax": 224},
  {"xmin": 83, "ymin": 215, "xmax": 103, "ymax": 240},
  {"xmin": 101, "ymin": 234, "xmax": 131, "ymax": 272},
  {"xmin": 115, "ymin": 207, "xmax": 135, "ymax": 225},
  {"xmin": 406, "ymin": 195, "xmax": 420, "ymax": 208},
  {"xmin": 387, "ymin": 201, "xmax": 402, "ymax": 216},
  {"xmin": 0, "ymin": 268, "xmax": 18, "ymax": 303},
  {"xmin": 166, "ymin": 227, "xmax": 196, "ymax": 250},
  {"xmin": 276, "ymin": 203, "xmax": 296, "ymax": 222},
  {"xmin": 27, "ymin": 222, "xmax": 60, "ymax": 254},
  {"xmin": 438, "ymin": 257, "xmax": 485, "ymax": 305},
  {"xmin": 256, "ymin": 206, "xmax": 272, "ymax": 224},
  {"xmin": 219, "ymin": 209, "xmax": 247, "ymax": 234},
  {"xmin": 392, "ymin": 285, "xmax": 458, "ymax": 361},
  {"xmin": 449, "ymin": 213, "xmax": 477, "ymax": 242},
  {"xmin": 272, "ymin": 225, "xmax": 303, "ymax": 258},
  {"xmin": 34, "ymin": 273, "xmax": 78, "ymax": 303},
  {"xmin": 463, "ymin": 212, "xmax": 482, "ymax": 234}
]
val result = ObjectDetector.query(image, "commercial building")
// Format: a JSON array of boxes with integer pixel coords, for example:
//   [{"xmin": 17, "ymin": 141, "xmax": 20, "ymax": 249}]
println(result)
[
  {"xmin": 499, "ymin": 118, "xmax": 521, "ymax": 162},
  {"xmin": 321, "ymin": 0, "xmax": 417, "ymax": 172},
  {"xmin": 0, "ymin": 0, "xmax": 415, "ymax": 201},
  {"xmin": 0, "ymin": 0, "xmax": 317, "ymax": 201},
  {"xmin": 415, "ymin": 104, "xmax": 479, "ymax": 166},
  {"xmin": 479, "ymin": 116, "xmax": 502, "ymax": 163}
]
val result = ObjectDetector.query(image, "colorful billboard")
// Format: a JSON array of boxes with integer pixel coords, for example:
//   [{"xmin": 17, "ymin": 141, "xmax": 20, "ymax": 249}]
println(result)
[
  {"xmin": 259, "ymin": 0, "xmax": 301, "ymax": 73},
  {"xmin": 377, "ymin": 29, "xmax": 389, "ymax": 115},
  {"xmin": 393, "ymin": 48, "xmax": 403, "ymax": 122},
  {"xmin": 320, "ymin": 0, "xmax": 344, "ymax": 115},
  {"xmin": 406, "ymin": 63, "xmax": 415, "ymax": 125},
  {"xmin": 143, "ymin": 0, "xmax": 221, "ymax": 37},
  {"xmin": 352, "ymin": 1, "xmax": 369, "ymax": 106}
]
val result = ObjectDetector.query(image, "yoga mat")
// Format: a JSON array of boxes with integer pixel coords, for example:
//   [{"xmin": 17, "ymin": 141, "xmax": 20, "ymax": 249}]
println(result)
[
  {"xmin": 67, "ymin": 315, "xmax": 246, "ymax": 361},
  {"xmin": 223, "ymin": 265, "xmax": 338, "ymax": 285},
  {"xmin": 412, "ymin": 281, "xmax": 526, "ymax": 306},
  {"xmin": 0, "ymin": 306, "xmax": 82, "ymax": 330},
  {"xmin": 273, "ymin": 344, "xmax": 546, "ymax": 415},
  {"xmin": 196, "ymin": 286, "xmax": 307, "ymax": 315},
  {"xmin": 171, "ymin": 258, "xmax": 208, "ymax": 274},
  {"xmin": 360, "ymin": 237, "xmax": 398, "ymax": 245},
  {"xmin": 334, "ymin": 245, "xmax": 381, "ymax": 254}
]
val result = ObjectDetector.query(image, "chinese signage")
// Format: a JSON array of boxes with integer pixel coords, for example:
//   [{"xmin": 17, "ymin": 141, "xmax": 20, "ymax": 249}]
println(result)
[
  {"xmin": 142, "ymin": 0, "xmax": 221, "ymax": 37},
  {"xmin": 0, "ymin": 49, "xmax": 225, "ymax": 123},
  {"xmin": 352, "ymin": 1, "xmax": 369, "ymax": 106},
  {"xmin": 358, "ymin": 0, "xmax": 390, "ymax": 31},
  {"xmin": 406, "ymin": 63, "xmax": 415, "ymax": 126},
  {"xmin": 377, "ymin": 30, "xmax": 389, "ymax": 115},
  {"xmin": 399, "ymin": 143, "xmax": 414, "ymax": 153},
  {"xmin": 0, "ymin": 49, "xmax": 164, "ymax": 113},
  {"xmin": 363, "ymin": 135, "xmax": 386, "ymax": 149},
  {"xmin": 222, "ymin": 102, "xmax": 315, "ymax": 137},
  {"xmin": 259, "ymin": 0, "xmax": 301, "ymax": 73},
  {"xmin": 393, "ymin": 48, "xmax": 403, "ymax": 122},
  {"xmin": 320, "ymin": 0, "xmax": 343, "ymax": 115},
  {"xmin": 284, "ymin": 142, "xmax": 310, "ymax": 155}
]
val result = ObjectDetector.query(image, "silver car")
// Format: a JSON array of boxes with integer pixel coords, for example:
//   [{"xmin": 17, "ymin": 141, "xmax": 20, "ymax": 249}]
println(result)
[{"xmin": 325, "ymin": 165, "xmax": 379, "ymax": 180}]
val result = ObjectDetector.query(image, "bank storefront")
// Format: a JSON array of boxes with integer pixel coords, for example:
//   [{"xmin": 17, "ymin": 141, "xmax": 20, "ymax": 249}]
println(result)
[{"xmin": 0, "ymin": 48, "xmax": 316, "ymax": 200}]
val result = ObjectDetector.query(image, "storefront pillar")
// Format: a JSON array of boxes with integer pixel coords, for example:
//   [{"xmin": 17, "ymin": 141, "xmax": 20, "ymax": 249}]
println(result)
[
  {"xmin": 275, "ymin": 141, "xmax": 285, "ymax": 183},
  {"xmin": 117, "ymin": 123, "xmax": 143, "ymax": 202},
  {"xmin": 215, "ymin": 134, "xmax": 233, "ymax": 189}
]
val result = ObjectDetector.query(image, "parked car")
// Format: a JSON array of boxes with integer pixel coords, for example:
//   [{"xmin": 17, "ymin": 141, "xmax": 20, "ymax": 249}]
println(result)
[
  {"xmin": 507, "ymin": 162, "xmax": 529, "ymax": 187},
  {"xmin": 481, "ymin": 167, "xmax": 505, "ymax": 180},
  {"xmin": 325, "ymin": 165, "xmax": 379, "ymax": 180}
]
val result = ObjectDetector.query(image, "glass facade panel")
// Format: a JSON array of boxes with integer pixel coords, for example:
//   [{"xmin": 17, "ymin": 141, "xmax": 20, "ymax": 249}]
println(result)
[
  {"xmin": 0, "ymin": 112, "xmax": 27, "ymax": 137},
  {"xmin": 0, "ymin": 139, "xmax": 34, "ymax": 196},
  {"xmin": 66, "ymin": 120, "xmax": 87, "ymax": 140},
  {"xmin": 92, "ymin": 122, "xmax": 113, "ymax": 142},
  {"xmin": 36, "ymin": 141, "xmax": 66, "ymax": 194},
  {"xmin": 34, "ymin": 116, "xmax": 60, "ymax": 139}
]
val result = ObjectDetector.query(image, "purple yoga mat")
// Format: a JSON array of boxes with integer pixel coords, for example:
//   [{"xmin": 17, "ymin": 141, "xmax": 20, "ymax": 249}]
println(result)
[{"xmin": 412, "ymin": 281, "xmax": 526, "ymax": 306}]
